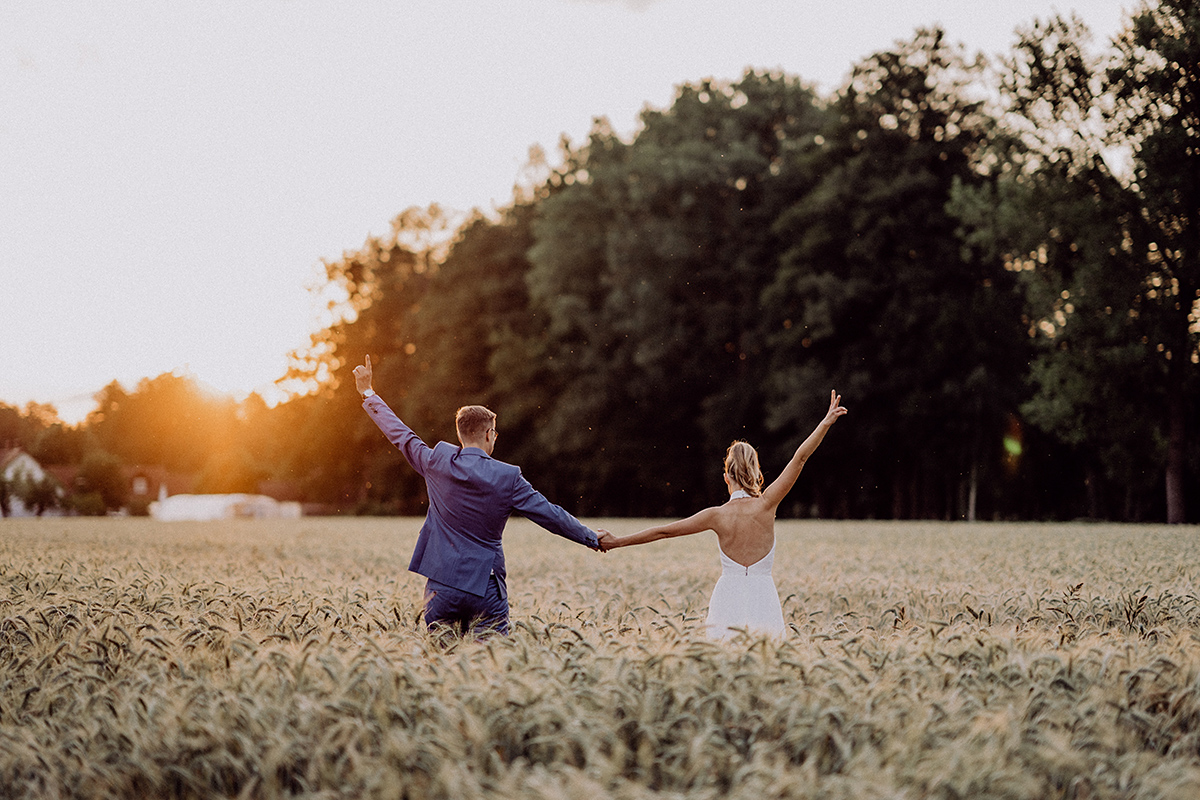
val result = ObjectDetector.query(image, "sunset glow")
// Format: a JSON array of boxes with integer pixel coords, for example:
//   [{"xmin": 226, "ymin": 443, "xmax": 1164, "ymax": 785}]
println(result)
[{"xmin": 1, "ymin": 1, "xmax": 1125, "ymax": 424}]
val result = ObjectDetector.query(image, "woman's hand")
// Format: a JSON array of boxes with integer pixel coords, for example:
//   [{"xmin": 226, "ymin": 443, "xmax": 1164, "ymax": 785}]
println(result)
[{"xmin": 822, "ymin": 389, "xmax": 847, "ymax": 427}]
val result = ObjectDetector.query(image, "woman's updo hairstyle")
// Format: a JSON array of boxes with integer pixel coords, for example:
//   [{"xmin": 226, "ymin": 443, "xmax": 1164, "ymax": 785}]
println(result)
[{"xmin": 724, "ymin": 440, "xmax": 763, "ymax": 497}]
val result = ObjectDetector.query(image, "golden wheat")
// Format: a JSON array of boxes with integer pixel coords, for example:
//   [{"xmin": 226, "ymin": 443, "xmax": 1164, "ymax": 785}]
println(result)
[{"xmin": 2, "ymin": 518, "xmax": 1200, "ymax": 799}]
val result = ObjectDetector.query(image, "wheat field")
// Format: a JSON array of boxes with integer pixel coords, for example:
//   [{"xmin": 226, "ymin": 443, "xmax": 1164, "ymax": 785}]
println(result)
[{"xmin": 2, "ymin": 518, "xmax": 1200, "ymax": 799}]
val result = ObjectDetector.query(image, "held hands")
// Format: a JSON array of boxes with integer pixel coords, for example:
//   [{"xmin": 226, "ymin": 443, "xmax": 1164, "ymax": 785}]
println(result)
[
  {"xmin": 353, "ymin": 355, "xmax": 374, "ymax": 395},
  {"xmin": 822, "ymin": 389, "xmax": 848, "ymax": 427},
  {"xmin": 596, "ymin": 529, "xmax": 618, "ymax": 552}
]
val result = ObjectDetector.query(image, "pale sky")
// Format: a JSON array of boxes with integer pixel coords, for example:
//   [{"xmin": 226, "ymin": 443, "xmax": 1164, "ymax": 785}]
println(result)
[{"xmin": 1, "ymin": 0, "xmax": 1129, "ymax": 423}]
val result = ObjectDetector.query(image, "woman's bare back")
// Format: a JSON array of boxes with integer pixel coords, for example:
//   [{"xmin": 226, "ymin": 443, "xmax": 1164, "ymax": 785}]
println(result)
[
  {"xmin": 598, "ymin": 391, "xmax": 845, "ymax": 562},
  {"xmin": 710, "ymin": 496, "xmax": 777, "ymax": 567}
]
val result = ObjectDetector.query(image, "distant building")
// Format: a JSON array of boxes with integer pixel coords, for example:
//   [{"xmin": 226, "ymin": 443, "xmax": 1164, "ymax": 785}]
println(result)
[
  {"xmin": 125, "ymin": 465, "xmax": 196, "ymax": 502},
  {"xmin": 3, "ymin": 452, "xmax": 307, "ymax": 519},
  {"xmin": 149, "ymin": 493, "xmax": 302, "ymax": 521},
  {"xmin": 0, "ymin": 448, "xmax": 64, "ymax": 517}
]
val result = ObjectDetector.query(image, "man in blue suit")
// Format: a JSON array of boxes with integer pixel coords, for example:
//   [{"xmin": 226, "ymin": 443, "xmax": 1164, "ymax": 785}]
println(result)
[{"xmin": 354, "ymin": 356, "xmax": 610, "ymax": 636}]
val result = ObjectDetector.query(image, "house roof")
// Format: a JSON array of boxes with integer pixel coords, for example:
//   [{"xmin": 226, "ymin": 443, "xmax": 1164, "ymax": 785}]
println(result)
[{"xmin": 0, "ymin": 448, "xmax": 20, "ymax": 472}]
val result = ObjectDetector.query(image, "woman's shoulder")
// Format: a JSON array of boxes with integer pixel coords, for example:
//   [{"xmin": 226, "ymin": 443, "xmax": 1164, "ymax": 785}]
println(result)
[
  {"xmin": 721, "ymin": 493, "xmax": 772, "ymax": 510},
  {"xmin": 713, "ymin": 497, "xmax": 772, "ymax": 524}
]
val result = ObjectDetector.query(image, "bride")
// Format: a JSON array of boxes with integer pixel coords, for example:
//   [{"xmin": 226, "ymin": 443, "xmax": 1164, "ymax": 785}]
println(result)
[{"xmin": 601, "ymin": 390, "xmax": 847, "ymax": 640}]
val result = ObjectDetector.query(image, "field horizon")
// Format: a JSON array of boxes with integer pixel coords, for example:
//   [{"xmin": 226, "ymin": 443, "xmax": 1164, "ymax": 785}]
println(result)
[{"xmin": 3, "ymin": 518, "xmax": 1200, "ymax": 798}]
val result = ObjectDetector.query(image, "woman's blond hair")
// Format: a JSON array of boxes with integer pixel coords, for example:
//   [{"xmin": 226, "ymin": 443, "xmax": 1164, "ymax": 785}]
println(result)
[{"xmin": 724, "ymin": 440, "xmax": 763, "ymax": 497}]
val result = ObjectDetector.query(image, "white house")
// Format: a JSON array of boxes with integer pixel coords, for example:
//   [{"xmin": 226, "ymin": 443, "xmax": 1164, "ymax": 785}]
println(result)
[
  {"xmin": 0, "ymin": 448, "xmax": 63, "ymax": 517},
  {"xmin": 149, "ymin": 493, "xmax": 302, "ymax": 521}
]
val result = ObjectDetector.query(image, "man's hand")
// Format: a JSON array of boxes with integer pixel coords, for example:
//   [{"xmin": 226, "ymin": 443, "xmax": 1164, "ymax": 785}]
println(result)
[
  {"xmin": 353, "ymin": 355, "xmax": 374, "ymax": 395},
  {"xmin": 596, "ymin": 529, "xmax": 617, "ymax": 552}
]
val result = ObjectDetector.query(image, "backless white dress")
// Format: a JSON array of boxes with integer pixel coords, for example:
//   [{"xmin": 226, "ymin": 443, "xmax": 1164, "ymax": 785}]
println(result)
[{"xmin": 704, "ymin": 492, "xmax": 787, "ymax": 640}]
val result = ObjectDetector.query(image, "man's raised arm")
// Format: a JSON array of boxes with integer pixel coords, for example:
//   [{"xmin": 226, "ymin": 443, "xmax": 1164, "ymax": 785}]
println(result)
[{"xmin": 354, "ymin": 355, "xmax": 433, "ymax": 476}]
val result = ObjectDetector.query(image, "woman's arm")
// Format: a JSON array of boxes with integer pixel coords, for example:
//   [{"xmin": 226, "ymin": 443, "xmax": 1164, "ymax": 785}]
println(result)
[
  {"xmin": 761, "ymin": 390, "xmax": 847, "ymax": 509},
  {"xmin": 605, "ymin": 506, "xmax": 720, "ymax": 549}
]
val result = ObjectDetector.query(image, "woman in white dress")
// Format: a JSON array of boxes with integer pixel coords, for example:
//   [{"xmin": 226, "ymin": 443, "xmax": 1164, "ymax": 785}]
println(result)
[{"xmin": 602, "ymin": 391, "xmax": 847, "ymax": 639}]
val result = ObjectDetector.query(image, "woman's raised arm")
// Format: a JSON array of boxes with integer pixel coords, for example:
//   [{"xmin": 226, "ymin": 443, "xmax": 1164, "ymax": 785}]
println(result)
[{"xmin": 760, "ymin": 390, "xmax": 847, "ymax": 509}]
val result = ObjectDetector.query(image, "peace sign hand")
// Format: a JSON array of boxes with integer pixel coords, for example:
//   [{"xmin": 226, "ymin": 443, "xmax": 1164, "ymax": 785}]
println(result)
[{"xmin": 822, "ymin": 389, "xmax": 847, "ymax": 427}]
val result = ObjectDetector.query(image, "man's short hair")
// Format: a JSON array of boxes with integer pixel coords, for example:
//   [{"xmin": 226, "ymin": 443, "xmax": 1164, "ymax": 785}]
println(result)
[{"xmin": 455, "ymin": 405, "xmax": 496, "ymax": 442}]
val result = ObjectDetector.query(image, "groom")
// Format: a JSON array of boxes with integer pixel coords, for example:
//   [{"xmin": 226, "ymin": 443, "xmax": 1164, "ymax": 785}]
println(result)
[{"xmin": 354, "ymin": 355, "xmax": 609, "ymax": 636}]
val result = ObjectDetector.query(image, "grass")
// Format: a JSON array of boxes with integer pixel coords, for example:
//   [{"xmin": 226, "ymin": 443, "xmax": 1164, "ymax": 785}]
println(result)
[{"xmin": 2, "ymin": 517, "xmax": 1200, "ymax": 798}]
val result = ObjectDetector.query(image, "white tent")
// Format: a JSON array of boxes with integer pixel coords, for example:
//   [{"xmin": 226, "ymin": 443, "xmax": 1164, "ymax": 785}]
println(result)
[{"xmin": 149, "ymin": 493, "xmax": 301, "ymax": 521}]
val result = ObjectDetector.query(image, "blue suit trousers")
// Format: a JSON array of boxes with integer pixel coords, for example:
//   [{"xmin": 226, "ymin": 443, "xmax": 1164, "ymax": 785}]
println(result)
[{"xmin": 423, "ymin": 574, "xmax": 509, "ymax": 637}]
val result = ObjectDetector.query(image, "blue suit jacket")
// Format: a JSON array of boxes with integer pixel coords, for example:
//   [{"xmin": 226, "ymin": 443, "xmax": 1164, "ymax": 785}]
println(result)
[{"xmin": 364, "ymin": 395, "xmax": 599, "ymax": 598}]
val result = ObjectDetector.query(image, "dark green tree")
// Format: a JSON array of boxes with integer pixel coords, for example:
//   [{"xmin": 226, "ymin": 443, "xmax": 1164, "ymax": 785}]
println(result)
[
  {"xmin": 193, "ymin": 450, "xmax": 271, "ymax": 495},
  {"xmin": 281, "ymin": 206, "xmax": 451, "ymax": 509},
  {"xmin": 406, "ymin": 204, "xmax": 556, "ymax": 483},
  {"xmin": 764, "ymin": 29, "xmax": 1028, "ymax": 519},
  {"xmin": 75, "ymin": 450, "xmax": 127, "ymax": 512},
  {"xmin": 953, "ymin": 5, "xmax": 1199, "ymax": 521},
  {"xmin": 505, "ymin": 70, "xmax": 828, "ymax": 514},
  {"xmin": 87, "ymin": 374, "xmax": 240, "ymax": 474},
  {"xmin": 31, "ymin": 422, "xmax": 97, "ymax": 466},
  {"xmin": 1108, "ymin": 0, "xmax": 1200, "ymax": 522},
  {"xmin": 0, "ymin": 401, "xmax": 58, "ymax": 452},
  {"xmin": 0, "ymin": 404, "xmax": 19, "ymax": 449}
]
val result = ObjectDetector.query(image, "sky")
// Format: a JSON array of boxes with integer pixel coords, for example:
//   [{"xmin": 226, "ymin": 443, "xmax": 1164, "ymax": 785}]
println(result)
[{"xmin": 2, "ymin": 0, "xmax": 1130, "ymax": 423}]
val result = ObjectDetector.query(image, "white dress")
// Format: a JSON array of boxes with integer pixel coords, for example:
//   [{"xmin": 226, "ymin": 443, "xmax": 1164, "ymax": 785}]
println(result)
[{"xmin": 704, "ymin": 521, "xmax": 786, "ymax": 640}]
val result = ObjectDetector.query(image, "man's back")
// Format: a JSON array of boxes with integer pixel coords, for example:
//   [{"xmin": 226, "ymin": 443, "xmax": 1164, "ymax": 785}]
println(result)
[
  {"xmin": 352, "ymin": 355, "xmax": 602, "ymax": 637},
  {"xmin": 410, "ymin": 440, "xmax": 520, "ymax": 596},
  {"xmin": 362, "ymin": 394, "xmax": 598, "ymax": 598}
]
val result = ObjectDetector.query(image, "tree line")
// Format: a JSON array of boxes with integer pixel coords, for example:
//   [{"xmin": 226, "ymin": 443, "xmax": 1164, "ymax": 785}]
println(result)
[{"xmin": 4, "ymin": 2, "xmax": 1195, "ymax": 522}]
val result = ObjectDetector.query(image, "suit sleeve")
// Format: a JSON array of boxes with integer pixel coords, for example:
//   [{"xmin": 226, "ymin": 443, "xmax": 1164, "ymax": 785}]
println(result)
[
  {"xmin": 511, "ymin": 472, "xmax": 599, "ymax": 549},
  {"xmin": 362, "ymin": 394, "xmax": 433, "ymax": 476}
]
